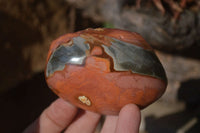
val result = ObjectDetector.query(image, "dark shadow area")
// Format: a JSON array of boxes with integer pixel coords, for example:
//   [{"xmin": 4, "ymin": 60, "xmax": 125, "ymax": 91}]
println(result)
[
  {"xmin": 0, "ymin": 11, "xmax": 43, "ymax": 91},
  {"xmin": 0, "ymin": 11, "xmax": 43, "ymax": 45},
  {"xmin": 168, "ymin": 44, "xmax": 200, "ymax": 60},
  {"xmin": 178, "ymin": 79, "xmax": 200, "ymax": 110},
  {"xmin": 145, "ymin": 79, "xmax": 200, "ymax": 133},
  {"xmin": 0, "ymin": 72, "xmax": 57, "ymax": 133},
  {"xmin": 74, "ymin": 9, "xmax": 103, "ymax": 31}
]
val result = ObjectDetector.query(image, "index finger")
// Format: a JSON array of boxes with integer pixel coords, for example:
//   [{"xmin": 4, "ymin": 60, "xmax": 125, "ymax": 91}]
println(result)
[{"xmin": 23, "ymin": 98, "xmax": 78, "ymax": 133}]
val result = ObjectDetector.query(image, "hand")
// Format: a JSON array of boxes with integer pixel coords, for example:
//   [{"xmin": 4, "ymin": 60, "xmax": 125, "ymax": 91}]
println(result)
[{"xmin": 23, "ymin": 98, "xmax": 141, "ymax": 133}]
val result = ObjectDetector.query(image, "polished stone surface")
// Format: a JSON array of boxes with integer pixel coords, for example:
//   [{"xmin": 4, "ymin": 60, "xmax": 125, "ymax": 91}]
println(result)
[{"xmin": 47, "ymin": 36, "xmax": 166, "ymax": 81}]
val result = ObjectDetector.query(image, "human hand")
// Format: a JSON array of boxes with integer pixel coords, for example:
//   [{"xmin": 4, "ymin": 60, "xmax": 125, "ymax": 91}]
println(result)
[{"xmin": 23, "ymin": 98, "xmax": 141, "ymax": 133}]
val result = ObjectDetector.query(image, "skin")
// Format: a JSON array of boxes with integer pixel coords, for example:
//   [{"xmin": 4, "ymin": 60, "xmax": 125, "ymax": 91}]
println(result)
[{"xmin": 23, "ymin": 98, "xmax": 141, "ymax": 133}]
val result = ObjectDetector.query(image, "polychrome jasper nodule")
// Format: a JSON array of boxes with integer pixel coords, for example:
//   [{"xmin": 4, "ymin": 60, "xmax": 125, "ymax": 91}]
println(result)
[{"xmin": 45, "ymin": 28, "xmax": 167, "ymax": 115}]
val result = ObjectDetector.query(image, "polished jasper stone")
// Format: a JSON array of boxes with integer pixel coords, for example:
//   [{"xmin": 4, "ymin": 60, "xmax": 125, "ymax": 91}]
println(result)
[{"xmin": 45, "ymin": 28, "xmax": 167, "ymax": 115}]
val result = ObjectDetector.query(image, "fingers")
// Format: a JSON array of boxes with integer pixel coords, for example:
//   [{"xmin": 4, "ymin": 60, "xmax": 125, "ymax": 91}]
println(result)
[
  {"xmin": 64, "ymin": 110, "xmax": 101, "ymax": 133},
  {"xmin": 23, "ymin": 99, "xmax": 140, "ymax": 133},
  {"xmin": 23, "ymin": 98, "xmax": 100, "ymax": 133},
  {"xmin": 24, "ymin": 98, "xmax": 78, "ymax": 133},
  {"xmin": 115, "ymin": 104, "xmax": 141, "ymax": 133},
  {"xmin": 101, "ymin": 115, "xmax": 118, "ymax": 133},
  {"xmin": 101, "ymin": 104, "xmax": 141, "ymax": 133}
]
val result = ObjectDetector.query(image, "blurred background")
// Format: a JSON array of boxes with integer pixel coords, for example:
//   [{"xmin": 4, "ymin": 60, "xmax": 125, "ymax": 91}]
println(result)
[{"xmin": 0, "ymin": 0, "xmax": 200, "ymax": 132}]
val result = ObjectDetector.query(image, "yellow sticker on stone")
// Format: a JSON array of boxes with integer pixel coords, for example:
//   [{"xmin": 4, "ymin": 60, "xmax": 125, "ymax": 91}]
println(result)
[{"xmin": 78, "ymin": 96, "xmax": 91, "ymax": 106}]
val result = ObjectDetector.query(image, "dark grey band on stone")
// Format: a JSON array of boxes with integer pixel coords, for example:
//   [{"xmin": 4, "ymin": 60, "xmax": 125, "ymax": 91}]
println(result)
[
  {"xmin": 102, "ymin": 38, "xmax": 167, "ymax": 82},
  {"xmin": 46, "ymin": 37, "xmax": 90, "ymax": 77},
  {"xmin": 46, "ymin": 36, "xmax": 167, "ymax": 82}
]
